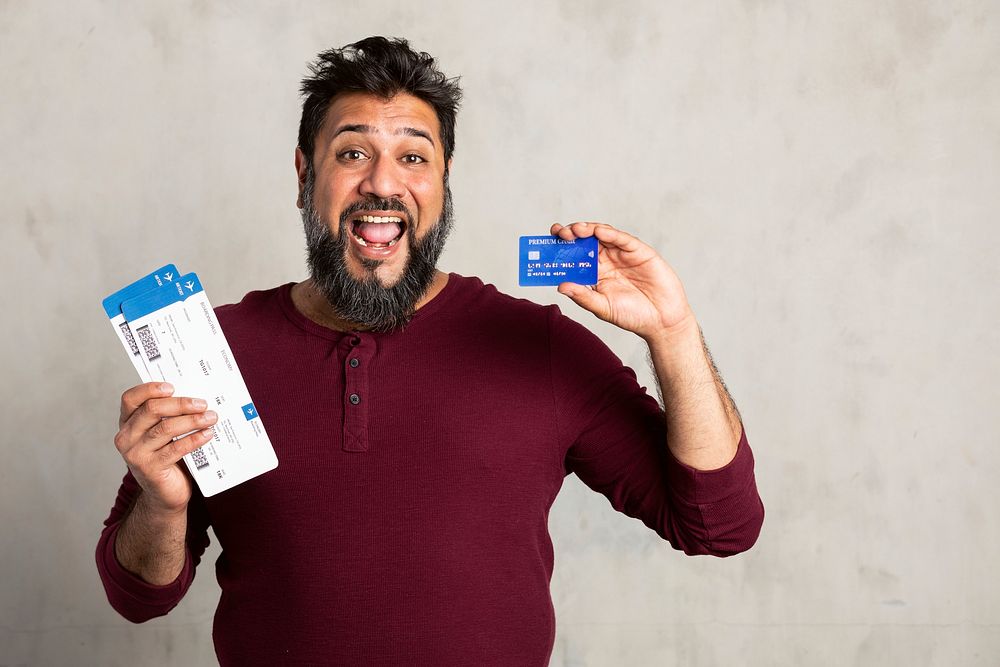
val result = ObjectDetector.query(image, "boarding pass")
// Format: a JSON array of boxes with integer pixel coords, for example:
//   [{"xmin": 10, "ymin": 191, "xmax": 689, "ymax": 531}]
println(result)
[{"xmin": 103, "ymin": 267, "xmax": 278, "ymax": 496}]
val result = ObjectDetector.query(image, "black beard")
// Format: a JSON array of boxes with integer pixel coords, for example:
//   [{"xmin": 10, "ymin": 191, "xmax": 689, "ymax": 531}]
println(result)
[{"xmin": 301, "ymin": 170, "xmax": 454, "ymax": 332}]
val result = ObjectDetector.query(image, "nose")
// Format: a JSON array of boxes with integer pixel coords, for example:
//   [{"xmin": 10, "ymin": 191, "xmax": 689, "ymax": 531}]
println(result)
[{"xmin": 359, "ymin": 153, "xmax": 405, "ymax": 200}]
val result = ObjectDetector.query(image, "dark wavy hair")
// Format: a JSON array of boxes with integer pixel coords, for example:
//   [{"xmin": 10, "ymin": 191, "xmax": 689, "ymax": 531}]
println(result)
[{"xmin": 297, "ymin": 36, "xmax": 463, "ymax": 169}]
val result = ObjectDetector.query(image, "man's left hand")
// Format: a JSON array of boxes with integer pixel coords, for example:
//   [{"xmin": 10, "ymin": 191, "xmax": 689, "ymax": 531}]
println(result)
[{"xmin": 550, "ymin": 222, "xmax": 696, "ymax": 341}]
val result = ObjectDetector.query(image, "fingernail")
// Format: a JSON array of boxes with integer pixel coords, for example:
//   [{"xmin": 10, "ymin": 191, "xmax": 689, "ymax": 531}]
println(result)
[
  {"xmin": 160, "ymin": 383, "xmax": 174, "ymax": 393},
  {"xmin": 192, "ymin": 398, "xmax": 208, "ymax": 409},
  {"xmin": 204, "ymin": 410, "xmax": 218, "ymax": 423}
]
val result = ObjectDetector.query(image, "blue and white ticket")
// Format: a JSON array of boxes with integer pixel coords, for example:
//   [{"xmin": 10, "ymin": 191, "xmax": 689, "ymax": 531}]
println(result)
[
  {"xmin": 105, "ymin": 270, "xmax": 278, "ymax": 496},
  {"xmin": 102, "ymin": 264, "xmax": 180, "ymax": 381},
  {"xmin": 518, "ymin": 235, "xmax": 598, "ymax": 287}
]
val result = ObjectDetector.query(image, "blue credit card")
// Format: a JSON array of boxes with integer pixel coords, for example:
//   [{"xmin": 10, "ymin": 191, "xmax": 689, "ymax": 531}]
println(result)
[{"xmin": 519, "ymin": 236, "xmax": 598, "ymax": 287}]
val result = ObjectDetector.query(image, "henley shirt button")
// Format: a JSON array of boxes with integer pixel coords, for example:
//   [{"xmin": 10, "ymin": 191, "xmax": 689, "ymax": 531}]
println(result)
[
  {"xmin": 349, "ymin": 358, "xmax": 359, "ymax": 368},
  {"xmin": 350, "ymin": 336, "xmax": 360, "ymax": 346},
  {"xmin": 349, "ymin": 393, "xmax": 360, "ymax": 405}
]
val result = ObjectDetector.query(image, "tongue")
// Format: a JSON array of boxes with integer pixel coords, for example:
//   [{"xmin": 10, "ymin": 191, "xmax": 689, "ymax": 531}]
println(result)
[{"xmin": 356, "ymin": 221, "xmax": 402, "ymax": 244}]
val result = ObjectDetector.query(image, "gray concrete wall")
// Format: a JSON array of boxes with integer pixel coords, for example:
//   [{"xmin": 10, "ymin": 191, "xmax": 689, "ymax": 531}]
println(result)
[{"xmin": 2, "ymin": 1, "xmax": 998, "ymax": 665}]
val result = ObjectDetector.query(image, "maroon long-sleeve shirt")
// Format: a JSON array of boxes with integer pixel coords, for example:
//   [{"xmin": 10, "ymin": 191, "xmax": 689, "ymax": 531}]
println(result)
[{"xmin": 97, "ymin": 274, "xmax": 763, "ymax": 665}]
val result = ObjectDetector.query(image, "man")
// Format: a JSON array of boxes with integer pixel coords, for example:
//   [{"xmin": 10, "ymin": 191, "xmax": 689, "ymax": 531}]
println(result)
[{"xmin": 97, "ymin": 37, "xmax": 763, "ymax": 665}]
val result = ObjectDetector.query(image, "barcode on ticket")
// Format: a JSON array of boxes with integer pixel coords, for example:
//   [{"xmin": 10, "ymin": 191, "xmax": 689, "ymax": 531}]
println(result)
[
  {"xmin": 190, "ymin": 446, "xmax": 210, "ymax": 471},
  {"xmin": 135, "ymin": 324, "xmax": 161, "ymax": 362},
  {"xmin": 118, "ymin": 321, "xmax": 140, "ymax": 358}
]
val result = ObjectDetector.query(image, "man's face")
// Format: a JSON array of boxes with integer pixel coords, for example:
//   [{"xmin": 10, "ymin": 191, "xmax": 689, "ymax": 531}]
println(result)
[{"xmin": 297, "ymin": 92, "xmax": 453, "ymax": 331}]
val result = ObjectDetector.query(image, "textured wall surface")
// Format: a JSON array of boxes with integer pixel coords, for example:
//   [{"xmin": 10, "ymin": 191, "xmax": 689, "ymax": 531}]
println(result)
[{"xmin": 1, "ymin": 1, "xmax": 998, "ymax": 665}]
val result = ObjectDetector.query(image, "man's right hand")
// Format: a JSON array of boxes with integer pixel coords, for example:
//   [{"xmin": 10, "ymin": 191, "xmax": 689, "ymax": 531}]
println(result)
[{"xmin": 114, "ymin": 382, "xmax": 218, "ymax": 514}]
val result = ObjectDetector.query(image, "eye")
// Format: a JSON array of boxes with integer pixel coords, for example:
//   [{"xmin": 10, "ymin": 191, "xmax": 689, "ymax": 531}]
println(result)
[
  {"xmin": 401, "ymin": 154, "xmax": 425, "ymax": 165},
  {"xmin": 339, "ymin": 149, "xmax": 367, "ymax": 161}
]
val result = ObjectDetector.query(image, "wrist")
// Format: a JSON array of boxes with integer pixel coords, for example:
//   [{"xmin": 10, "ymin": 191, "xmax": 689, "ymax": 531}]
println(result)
[
  {"xmin": 642, "ymin": 313, "xmax": 715, "ymax": 388},
  {"xmin": 135, "ymin": 490, "xmax": 189, "ymax": 522},
  {"xmin": 116, "ymin": 492, "xmax": 189, "ymax": 586},
  {"xmin": 642, "ymin": 310, "xmax": 701, "ymax": 351}
]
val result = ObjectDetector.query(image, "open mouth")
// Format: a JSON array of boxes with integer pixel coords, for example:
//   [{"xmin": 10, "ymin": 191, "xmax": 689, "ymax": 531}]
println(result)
[{"xmin": 351, "ymin": 215, "xmax": 407, "ymax": 249}]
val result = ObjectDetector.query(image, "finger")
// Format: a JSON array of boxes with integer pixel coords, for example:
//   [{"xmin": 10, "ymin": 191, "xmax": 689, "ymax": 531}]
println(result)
[
  {"xmin": 120, "ymin": 382, "xmax": 174, "ymax": 427},
  {"xmin": 156, "ymin": 427, "xmax": 217, "ymax": 467},
  {"xmin": 143, "ymin": 411, "xmax": 218, "ymax": 450},
  {"xmin": 128, "ymin": 396, "xmax": 210, "ymax": 436},
  {"xmin": 557, "ymin": 282, "xmax": 610, "ymax": 319},
  {"xmin": 590, "ymin": 224, "xmax": 645, "ymax": 253},
  {"xmin": 116, "ymin": 408, "xmax": 216, "ymax": 459},
  {"xmin": 553, "ymin": 221, "xmax": 606, "ymax": 241}
]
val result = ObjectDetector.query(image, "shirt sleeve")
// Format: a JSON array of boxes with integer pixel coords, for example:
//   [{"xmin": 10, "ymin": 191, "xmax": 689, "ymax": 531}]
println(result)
[
  {"xmin": 95, "ymin": 470, "xmax": 212, "ymax": 622},
  {"xmin": 549, "ymin": 307, "xmax": 764, "ymax": 556}
]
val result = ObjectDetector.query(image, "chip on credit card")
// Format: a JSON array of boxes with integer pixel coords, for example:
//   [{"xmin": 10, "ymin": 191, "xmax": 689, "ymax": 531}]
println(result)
[{"xmin": 518, "ymin": 235, "xmax": 599, "ymax": 287}]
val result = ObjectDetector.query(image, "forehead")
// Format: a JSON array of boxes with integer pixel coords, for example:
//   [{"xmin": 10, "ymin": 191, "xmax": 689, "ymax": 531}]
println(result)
[{"xmin": 320, "ymin": 92, "xmax": 441, "ymax": 144}]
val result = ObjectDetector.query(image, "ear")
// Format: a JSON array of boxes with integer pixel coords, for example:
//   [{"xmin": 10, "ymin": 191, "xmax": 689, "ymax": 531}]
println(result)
[
  {"xmin": 446, "ymin": 156, "xmax": 453, "ymax": 177},
  {"xmin": 294, "ymin": 147, "xmax": 308, "ymax": 209}
]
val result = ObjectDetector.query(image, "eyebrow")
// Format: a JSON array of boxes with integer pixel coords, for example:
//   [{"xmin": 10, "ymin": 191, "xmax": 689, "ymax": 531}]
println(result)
[{"xmin": 332, "ymin": 124, "xmax": 435, "ymax": 146}]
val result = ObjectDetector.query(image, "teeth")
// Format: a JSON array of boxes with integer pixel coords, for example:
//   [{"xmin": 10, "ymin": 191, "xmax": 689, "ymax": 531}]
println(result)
[
  {"xmin": 352, "ymin": 235, "xmax": 400, "ymax": 248},
  {"xmin": 358, "ymin": 215, "xmax": 402, "ymax": 223}
]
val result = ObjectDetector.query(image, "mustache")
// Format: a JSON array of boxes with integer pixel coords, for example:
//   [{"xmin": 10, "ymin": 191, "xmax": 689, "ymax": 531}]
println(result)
[{"xmin": 338, "ymin": 197, "xmax": 414, "ymax": 228}]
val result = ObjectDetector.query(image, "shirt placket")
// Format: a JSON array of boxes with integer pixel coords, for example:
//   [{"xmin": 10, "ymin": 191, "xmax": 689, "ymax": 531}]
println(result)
[{"xmin": 341, "ymin": 333, "xmax": 375, "ymax": 452}]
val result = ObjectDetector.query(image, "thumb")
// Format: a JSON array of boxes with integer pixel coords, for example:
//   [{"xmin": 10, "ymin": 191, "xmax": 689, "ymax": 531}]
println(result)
[{"xmin": 557, "ymin": 283, "xmax": 609, "ymax": 319}]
